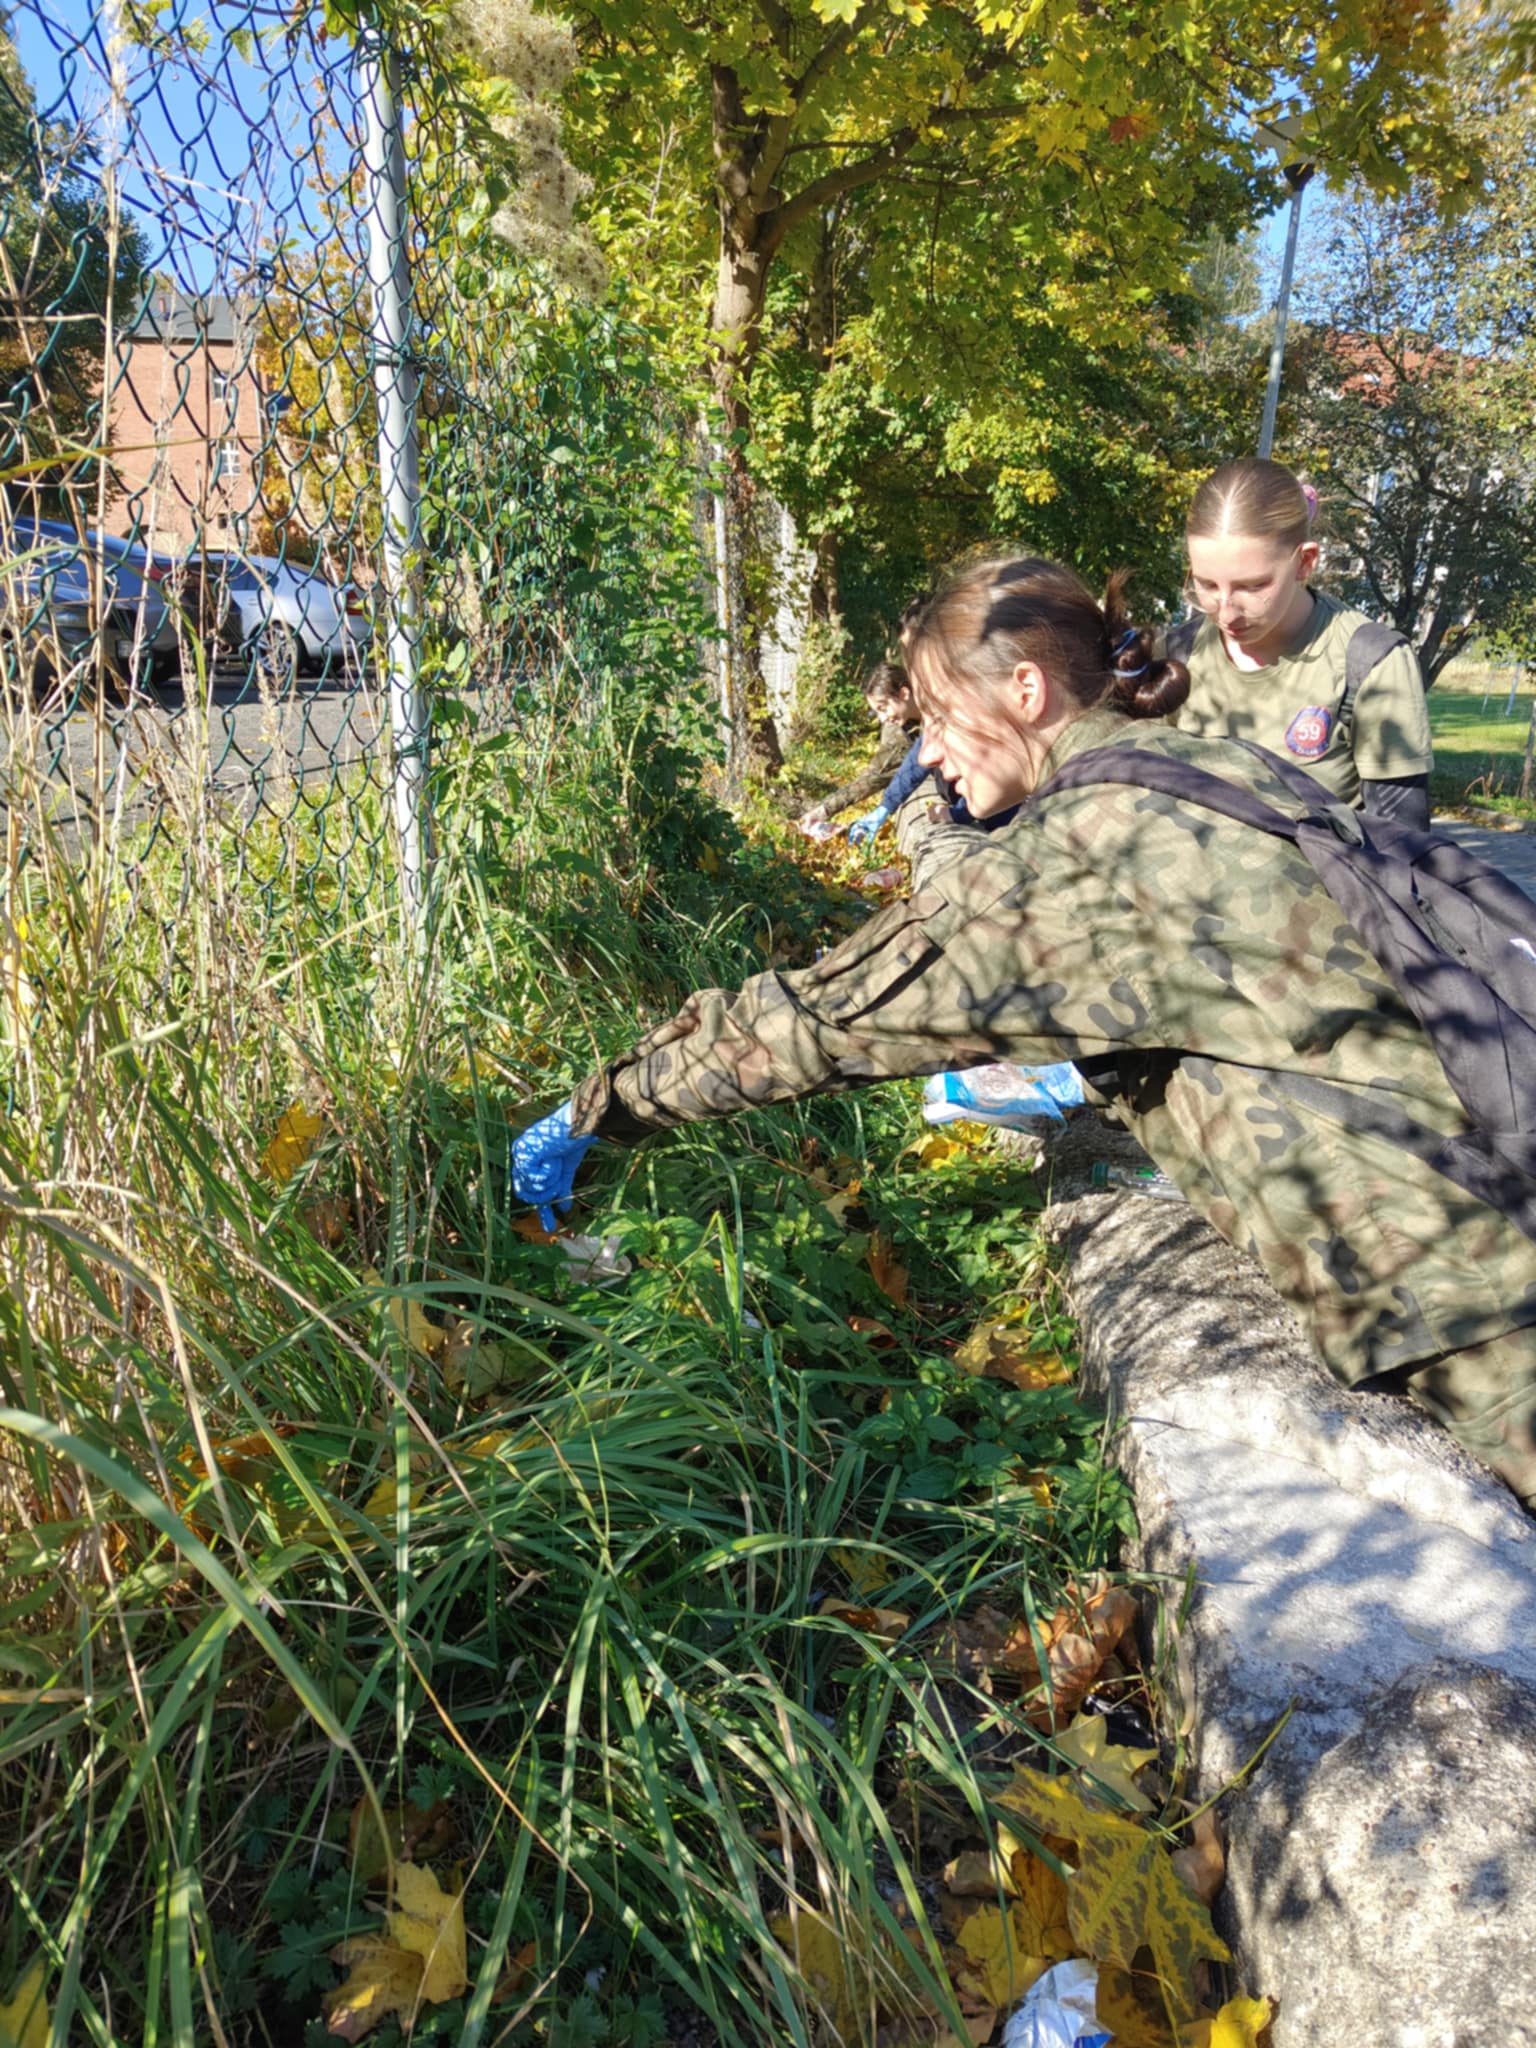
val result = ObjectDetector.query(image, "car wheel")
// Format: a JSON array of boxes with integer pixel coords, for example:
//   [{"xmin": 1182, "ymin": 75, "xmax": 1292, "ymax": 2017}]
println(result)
[{"xmin": 249, "ymin": 617, "xmax": 299, "ymax": 693}]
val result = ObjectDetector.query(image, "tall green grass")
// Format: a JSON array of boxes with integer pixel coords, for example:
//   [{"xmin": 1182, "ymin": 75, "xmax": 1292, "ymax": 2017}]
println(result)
[{"xmin": 0, "ymin": 663, "xmax": 1131, "ymax": 2046}]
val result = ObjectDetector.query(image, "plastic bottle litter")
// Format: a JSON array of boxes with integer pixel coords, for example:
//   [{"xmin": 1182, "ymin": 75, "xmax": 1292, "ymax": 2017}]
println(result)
[
  {"xmin": 555, "ymin": 1233, "xmax": 633, "ymax": 1284},
  {"xmin": 860, "ymin": 865, "xmax": 906, "ymax": 891},
  {"xmin": 1089, "ymin": 1160, "xmax": 1186, "ymax": 1202},
  {"xmin": 1001, "ymin": 1960, "xmax": 1111, "ymax": 2047},
  {"xmin": 799, "ymin": 817, "xmax": 841, "ymax": 842},
  {"xmin": 922, "ymin": 1060, "xmax": 1086, "ymax": 1129}
]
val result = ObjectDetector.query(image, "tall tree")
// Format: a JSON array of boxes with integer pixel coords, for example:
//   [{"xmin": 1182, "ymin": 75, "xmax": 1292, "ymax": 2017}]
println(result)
[
  {"xmin": 0, "ymin": 28, "xmax": 148, "ymax": 513},
  {"xmin": 1293, "ymin": 49, "xmax": 1536, "ymax": 681},
  {"xmin": 558, "ymin": 0, "xmax": 1459, "ymax": 775}
]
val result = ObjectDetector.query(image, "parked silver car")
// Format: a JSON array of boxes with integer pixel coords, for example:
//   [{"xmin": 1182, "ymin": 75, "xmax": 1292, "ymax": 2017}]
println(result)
[
  {"xmin": 190, "ymin": 552, "xmax": 371, "ymax": 686},
  {"xmin": 0, "ymin": 516, "xmax": 180, "ymax": 696}
]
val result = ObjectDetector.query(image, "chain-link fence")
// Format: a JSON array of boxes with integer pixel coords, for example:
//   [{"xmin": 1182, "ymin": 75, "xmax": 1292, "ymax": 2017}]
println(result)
[{"xmin": 0, "ymin": 0, "xmax": 655, "ymax": 973}]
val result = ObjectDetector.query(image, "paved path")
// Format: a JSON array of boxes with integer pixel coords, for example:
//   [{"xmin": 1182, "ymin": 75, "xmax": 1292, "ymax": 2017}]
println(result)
[
  {"xmin": 0, "ymin": 667, "xmax": 389, "ymax": 838},
  {"xmin": 1436, "ymin": 816, "xmax": 1536, "ymax": 901}
]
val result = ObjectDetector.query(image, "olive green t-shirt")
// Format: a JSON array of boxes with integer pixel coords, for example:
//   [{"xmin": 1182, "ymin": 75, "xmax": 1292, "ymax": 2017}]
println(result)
[{"xmin": 1170, "ymin": 591, "xmax": 1433, "ymax": 806}]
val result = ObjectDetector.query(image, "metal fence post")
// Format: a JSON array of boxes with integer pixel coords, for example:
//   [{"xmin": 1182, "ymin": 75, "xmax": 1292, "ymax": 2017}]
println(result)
[
  {"xmin": 1256, "ymin": 161, "xmax": 1315, "ymax": 463},
  {"xmin": 357, "ymin": 25, "xmax": 429, "ymax": 936}
]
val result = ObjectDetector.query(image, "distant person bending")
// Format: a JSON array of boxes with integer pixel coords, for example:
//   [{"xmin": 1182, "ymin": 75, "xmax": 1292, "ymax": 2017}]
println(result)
[
  {"xmin": 798, "ymin": 662, "xmax": 918, "ymax": 834},
  {"xmin": 1170, "ymin": 457, "xmax": 1433, "ymax": 830}
]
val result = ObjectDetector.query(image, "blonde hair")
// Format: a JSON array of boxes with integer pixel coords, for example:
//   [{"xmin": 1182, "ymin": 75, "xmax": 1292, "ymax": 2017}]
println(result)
[{"xmin": 1186, "ymin": 458, "xmax": 1314, "ymax": 549}]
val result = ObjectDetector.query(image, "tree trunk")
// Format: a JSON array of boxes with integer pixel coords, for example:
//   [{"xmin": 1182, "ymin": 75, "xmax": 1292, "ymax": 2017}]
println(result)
[
  {"xmin": 710, "ymin": 186, "xmax": 783, "ymax": 783},
  {"xmin": 809, "ymin": 532, "xmax": 842, "ymax": 625}
]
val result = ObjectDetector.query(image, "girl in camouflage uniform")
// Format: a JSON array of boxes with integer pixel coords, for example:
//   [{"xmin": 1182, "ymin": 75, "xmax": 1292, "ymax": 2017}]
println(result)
[
  {"xmin": 1174, "ymin": 458, "xmax": 1434, "ymax": 828},
  {"xmin": 515, "ymin": 557, "xmax": 1536, "ymax": 1501}
]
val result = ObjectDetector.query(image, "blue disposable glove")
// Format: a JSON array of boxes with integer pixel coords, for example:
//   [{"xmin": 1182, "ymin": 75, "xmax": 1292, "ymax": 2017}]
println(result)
[
  {"xmin": 511, "ymin": 1100, "xmax": 598, "ymax": 1231},
  {"xmin": 847, "ymin": 803, "xmax": 891, "ymax": 846}
]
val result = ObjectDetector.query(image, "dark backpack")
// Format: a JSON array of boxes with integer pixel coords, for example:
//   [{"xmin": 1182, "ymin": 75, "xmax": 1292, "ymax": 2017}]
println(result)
[
  {"xmin": 1163, "ymin": 614, "xmax": 1412, "ymax": 740},
  {"xmin": 1031, "ymin": 739, "xmax": 1536, "ymax": 1242}
]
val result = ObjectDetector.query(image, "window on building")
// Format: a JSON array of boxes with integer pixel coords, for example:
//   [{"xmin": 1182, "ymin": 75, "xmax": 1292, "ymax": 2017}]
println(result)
[
  {"xmin": 211, "ymin": 371, "xmax": 238, "ymax": 432},
  {"xmin": 213, "ymin": 439, "xmax": 242, "ymax": 484}
]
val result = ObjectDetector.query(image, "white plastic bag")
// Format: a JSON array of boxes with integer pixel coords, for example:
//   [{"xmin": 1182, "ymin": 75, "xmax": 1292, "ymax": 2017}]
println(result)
[
  {"xmin": 921, "ymin": 1060, "xmax": 1085, "ymax": 1129},
  {"xmin": 1001, "ymin": 1960, "xmax": 1111, "ymax": 2047},
  {"xmin": 555, "ymin": 1233, "xmax": 632, "ymax": 1285}
]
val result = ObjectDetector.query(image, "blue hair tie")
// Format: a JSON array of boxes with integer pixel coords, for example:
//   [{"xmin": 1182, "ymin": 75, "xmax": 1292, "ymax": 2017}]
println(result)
[
  {"xmin": 1114, "ymin": 627, "xmax": 1140, "ymax": 656},
  {"xmin": 1118, "ymin": 663, "xmax": 1148, "ymax": 679}
]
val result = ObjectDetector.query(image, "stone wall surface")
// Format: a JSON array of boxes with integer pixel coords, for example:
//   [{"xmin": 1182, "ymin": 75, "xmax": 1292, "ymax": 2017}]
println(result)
[{"xmin": 1035, "ymin": 1117, "xmax": 1536, "ymax": 2048}]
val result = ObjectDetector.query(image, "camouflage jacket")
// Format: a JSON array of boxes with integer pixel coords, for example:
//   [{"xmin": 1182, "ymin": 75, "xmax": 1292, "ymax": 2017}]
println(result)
[
  {"xmin": 817, "ymin": 721, "xmax": 918, "ymax": 820},
  {"xmin": 572, "ymin": 709, "xmax": 1536, "ymax": 1385}
]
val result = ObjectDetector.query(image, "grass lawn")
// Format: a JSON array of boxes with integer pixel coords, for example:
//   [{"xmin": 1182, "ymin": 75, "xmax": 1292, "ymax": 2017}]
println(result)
[{"xmin": 1429, "ymin": 663, "xmax": 1536, "ymax": 816}]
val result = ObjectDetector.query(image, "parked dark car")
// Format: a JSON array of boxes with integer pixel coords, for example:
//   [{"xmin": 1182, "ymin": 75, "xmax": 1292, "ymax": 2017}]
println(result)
[{"xmin": 0, "ymin": 516, "xmax": 180, "ymax": 696}]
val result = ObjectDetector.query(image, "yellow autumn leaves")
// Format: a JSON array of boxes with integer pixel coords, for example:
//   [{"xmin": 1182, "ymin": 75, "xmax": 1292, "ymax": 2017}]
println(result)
[{"xmin": 323, "ymin": 1862, "xmax": 468, "ymax": 2041}]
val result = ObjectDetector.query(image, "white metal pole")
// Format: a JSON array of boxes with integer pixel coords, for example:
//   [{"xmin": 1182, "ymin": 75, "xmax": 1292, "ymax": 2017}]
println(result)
[
  {"xmin": 358, "ymin": 26, "xmax": 428, "ymax": 936},
  {"xmin": 1257, "ymin": 167, "xmax": 1313, "ymax": 462},
  {"xmin": 710, "ymin": 437, "xmax": 732, "ymax": 757}
]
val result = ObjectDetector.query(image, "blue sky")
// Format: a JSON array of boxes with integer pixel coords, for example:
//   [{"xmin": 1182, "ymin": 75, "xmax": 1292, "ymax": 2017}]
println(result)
[{"xmin": 11, "ymin": 0, "xmax": 353, "ymax": 293}]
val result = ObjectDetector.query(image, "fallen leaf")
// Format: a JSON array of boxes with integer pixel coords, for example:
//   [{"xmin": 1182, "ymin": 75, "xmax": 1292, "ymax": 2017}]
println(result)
[
  {"xmin": 1055, "ymin": 1713, "xmax": 1158, "ymax": 1812},
  {"xmin": 823, "ymin": 1185, "xmax": 862, "ymax": 1227},
  {"xmin": 1004, "ymin": 1840, "xmax": 1075, "ymax": 1962},
  {"xmin": 365, "ymin": 1270, "xmax": 446, "ymax": 1359},
  {"xmin": 303, "ymin": 1197, "xmax": 351, "ymax": 1246},
  {"xmin": 830, "ymin": 1545, "xmax": 892, "ymax": 1597},
  {"xmin": 867, "ymin": 1231, "xmax": 909, "ymax": 1308},
  {"xmin": 943, "ymin": 1849, "xmax": 1016, "ymax": 1899},
  {"xmin": 491, "ymin": 1939, "xmax": 539, "ymax": 2004},
  {"xmin": 1171, "ymin": 1811, "xmax": 1225, "ymax": 1909},
  {"xmin": 440, "ymin": 1319, "xmax": 546, "ymax": 1398},
  {"xmin": 359, "ymin": 1476, "xmax": 428, "ymax": 1525},
  {"xmin": 263, "ymin": 1102, "xmax": 324, "ymax": 1184},
  {"xmin": 996, "ymin": 1768, "xmax": 1228, "ymax": 2023},
  {"xmin": 1096, "ymin": 1956, "xmax": 1180, "ymax": 2047},
  {"xmin": 1204, "ymin": 1993, "xmax": 1274, "ymax": 2046},
  {"xmin": 348, "ymin": 1799, "xmax": 455, "ymax": 1886},
  {"xmin": 0, "ymin": 1957, "xmax": 49, "ymax": 2048},
  {"xmin": 847, "ymin": 1313, "xmax": 897, "ymax": 1348},
  {"xmin": 820, "ymin": 1598, "xmax": 911, "ymax": 1644},
  {"xmin": 510, "ymin": 1213, "xmax": 556, "ymax": 1244},
  {"xmin": 948, "ymin": 1904, "xmax": 1050, "ymax": 2008},
  {"xmin": 388, "ymin": 1862, "xmax": 468, "ymax": 2003},
  {"xmin": 325, "ymin": 1936, "xmax": 425, "ymax": 2041},
  {"xmin": 913, "ymin": 1131, "xmax": 966, "ymax": 1169},
  {"xmin": 954, "ymin": 1320, "xmax": 1071, "ymax": 1389},
  {"xmin": 936, "ymin": 1578, "xmax": 1137, "ymax": 1727},
  {"xmin": 771, "ymin": 1907, "xmax": 926, "ymax": 2040}
]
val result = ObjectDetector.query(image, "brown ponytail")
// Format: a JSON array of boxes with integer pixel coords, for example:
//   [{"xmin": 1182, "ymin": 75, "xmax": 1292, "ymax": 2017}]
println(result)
[
  {"xmin": 1101, "ymin": 567, "xmax": 1190, "ymax": 720},
  {"xmin": 904, "ymin": 556, "xmax": 1188, "ymax": 723}
]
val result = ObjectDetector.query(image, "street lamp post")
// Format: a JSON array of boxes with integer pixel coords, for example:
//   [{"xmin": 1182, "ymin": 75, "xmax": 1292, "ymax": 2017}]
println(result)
[{"xmin": 1255, "ymin": 115, "xmax": 1319, "ymax": 461}]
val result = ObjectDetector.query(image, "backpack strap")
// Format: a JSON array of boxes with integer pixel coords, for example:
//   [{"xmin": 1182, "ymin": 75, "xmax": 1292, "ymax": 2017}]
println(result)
[{"xmin": 1338, "ymin": 619, "xmax": 1410, "ymax": 740}]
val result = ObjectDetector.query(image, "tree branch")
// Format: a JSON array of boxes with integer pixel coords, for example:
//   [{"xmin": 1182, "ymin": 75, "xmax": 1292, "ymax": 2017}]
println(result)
[
  {"xmin": 762, "ymin": 128, "xmax": 920, "ymax": 251},
  {"xmin": 790, "ymin": 1, "xmax": 883, "ymax": 111},
  {"xmin": 751, "ymin": 0, "xmax": 793, "ymax": 57}
]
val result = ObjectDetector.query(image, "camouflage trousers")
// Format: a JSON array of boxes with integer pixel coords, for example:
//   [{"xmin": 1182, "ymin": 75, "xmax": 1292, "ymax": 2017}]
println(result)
[{"xmin": 1371, "ymin": 1325, "xmax": 1536, "ymax": 1508}]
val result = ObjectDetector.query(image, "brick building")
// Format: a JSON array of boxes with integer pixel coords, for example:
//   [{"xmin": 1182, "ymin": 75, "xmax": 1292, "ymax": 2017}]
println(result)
[{"xmin": 105, "ymin": 286, "xmax": 269, "ymax": 552}]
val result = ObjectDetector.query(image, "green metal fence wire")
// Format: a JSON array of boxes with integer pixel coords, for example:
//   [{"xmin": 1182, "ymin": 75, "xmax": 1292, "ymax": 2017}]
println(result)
[{"xmin": 0, "ymin": 0, "xmax": 639, "ymax": 976}]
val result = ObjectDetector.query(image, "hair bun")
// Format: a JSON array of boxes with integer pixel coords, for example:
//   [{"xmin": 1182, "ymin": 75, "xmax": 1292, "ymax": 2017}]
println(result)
[{"xmin": 1107, "ymin": 622, "xmax": 1189, "ymax": 720}]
